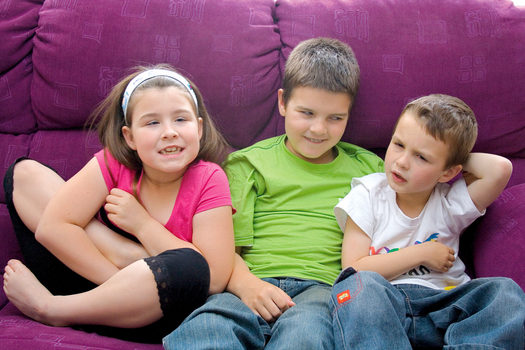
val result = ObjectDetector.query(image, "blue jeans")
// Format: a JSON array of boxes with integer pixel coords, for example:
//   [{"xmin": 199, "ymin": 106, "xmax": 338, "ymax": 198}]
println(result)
[
  {"xmin": 164, "ymin": 278, "xmax": 334, "ymax": 349},
  {"xmin": 331, "ymin": 268, "xmax": 525, "ymax": 350}
]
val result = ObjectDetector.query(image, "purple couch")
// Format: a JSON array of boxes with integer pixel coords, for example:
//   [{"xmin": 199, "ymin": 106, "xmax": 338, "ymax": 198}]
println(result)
[{"xmin": 1, "ymin": 0, "xmax": 524, "ymax": 348}]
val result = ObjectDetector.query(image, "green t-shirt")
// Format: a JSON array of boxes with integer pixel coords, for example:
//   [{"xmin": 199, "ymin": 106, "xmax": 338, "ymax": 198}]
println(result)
[{"xmin": 224, "ymin": 135, "xmax": 384, "ymax": 285}]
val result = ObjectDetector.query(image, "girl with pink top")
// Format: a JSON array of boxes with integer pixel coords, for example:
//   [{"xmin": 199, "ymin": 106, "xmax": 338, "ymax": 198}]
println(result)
[{"xmin": 3, "ymin": 65, "xmax": 235, "ymax": 343}]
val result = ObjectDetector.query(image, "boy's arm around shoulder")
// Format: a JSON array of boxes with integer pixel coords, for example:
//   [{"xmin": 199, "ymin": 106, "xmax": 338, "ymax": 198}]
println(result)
[{"xmin": 462, "ymin": 153, "xmax": 512, "ymax": 212}]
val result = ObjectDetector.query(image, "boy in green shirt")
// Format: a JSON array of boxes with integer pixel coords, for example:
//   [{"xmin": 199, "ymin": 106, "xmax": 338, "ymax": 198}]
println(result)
[{"xmin": 165, "ymin": 38, "xmax": 384, "ymax": 349}]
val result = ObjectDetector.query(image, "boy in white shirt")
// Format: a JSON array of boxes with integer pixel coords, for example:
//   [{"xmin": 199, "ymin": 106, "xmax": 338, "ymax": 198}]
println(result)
[{"xmin": 332, "ymin": 94, "xmax": 525, "ymax": 349}]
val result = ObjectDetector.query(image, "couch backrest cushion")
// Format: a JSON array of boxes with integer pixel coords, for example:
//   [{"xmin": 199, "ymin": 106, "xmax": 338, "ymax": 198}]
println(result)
[
  {"xmin": 277, "ymin": 0, "xmax": 525, "ymax": 158},
  {"xmin": 31, "ymin": 0, "xmax": 283, "ymax": 149},
  {"xmin": 0, "ymin": 0, "xmax": 44, "ymax": 134}
]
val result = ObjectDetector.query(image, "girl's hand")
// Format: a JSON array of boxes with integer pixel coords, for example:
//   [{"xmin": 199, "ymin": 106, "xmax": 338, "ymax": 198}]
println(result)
[
  {"xmin": 104, "ymin": 189, "xmax": 151, "ymax": 235},
  {"xmin": 419, "ymin": 241, "xmax": 455, "ymax": 272}
]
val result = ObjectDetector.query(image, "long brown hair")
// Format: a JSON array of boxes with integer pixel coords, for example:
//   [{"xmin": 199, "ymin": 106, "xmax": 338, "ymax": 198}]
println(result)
[{"xmin": 90, "ymin": 64, "xmax": 230, "ymax": 173}]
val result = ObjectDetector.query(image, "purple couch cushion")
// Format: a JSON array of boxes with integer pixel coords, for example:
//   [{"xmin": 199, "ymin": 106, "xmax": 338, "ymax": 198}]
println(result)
[
  {"xmin": 0, "ymin": 134, "xmax": 32, "ymax": 203},
  {"xmin": 465, "ymin": 183, "xmax": 525, "ymax": 291},
  {"xmin": 0, "ymin": 303, "xmax": 163, "ymax": 350},
  {"xmin": 276, "ymin": 0, "xmax": 525, "ymax": 157},
  {"xmin": 507, "ymin": 157, "xmax": 525, "ymax": 189},
  {"xmin": 31, "ymin": 0, "xmax": 283, "ymax": 149},
  {"xmin": 0, "ymin": 0, "xmax": 44, "ymax": 72},
  {"xmin": 0, "ymin": 0, "xmax": 42, "ymax": 134},
  {"xmin": 26, "ymin": 129, "xmax": 102, "ymax": 181},
  {"xmin": 0, "ymin": 130, "xmax": 98, "ymax": 306}
]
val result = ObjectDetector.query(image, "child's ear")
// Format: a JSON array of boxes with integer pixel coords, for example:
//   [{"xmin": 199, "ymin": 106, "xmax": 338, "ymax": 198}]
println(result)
[
  {"xmin": 198, "ymin": 117, "xmax": 203, "ymax": 140},
  {"xmin": 122, "ymin": 126, "xmax": 137, "ymax": 150},
  {"xmin": 438, "ymin": 164, "xmax": 462, "ymax": 183},
  {"xmin": 277, "ymin": 89, "xmax": 286, "ymax": 117}
]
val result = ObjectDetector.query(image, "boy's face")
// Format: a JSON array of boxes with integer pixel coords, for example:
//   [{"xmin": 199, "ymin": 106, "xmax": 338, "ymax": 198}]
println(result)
[
  {"xmin": 384, "ymin": 112, "xmax": 460, "ymax": 201},
  {"xmin": 278, "ymin": 86, "xmax": 351, "ymax": 164}
]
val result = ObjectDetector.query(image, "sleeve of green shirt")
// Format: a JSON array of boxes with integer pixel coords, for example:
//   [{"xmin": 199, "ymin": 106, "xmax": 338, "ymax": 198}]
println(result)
[{"xmin": 223, "ymin": 153, "xmax": 263, "ymax": 247}]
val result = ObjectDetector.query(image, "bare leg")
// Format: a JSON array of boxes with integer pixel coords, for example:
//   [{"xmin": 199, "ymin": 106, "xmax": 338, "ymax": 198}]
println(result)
[
  {"xmin": 11, "ymin": 159, "xmax": 148, "ymax": 269},
  {"xmin": 3, "ymin": 259, "xmax": 162, "ymax": 328},
  {"xmin": 11, "ymin": 159, "xmax": 66, "ymax": 233}
]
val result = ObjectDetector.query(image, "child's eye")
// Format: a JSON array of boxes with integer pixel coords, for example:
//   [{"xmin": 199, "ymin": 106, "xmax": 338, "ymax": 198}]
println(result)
[
  {"xmin": 175, "ymin": 117, "xmax": 186, "ymax": 122},
  {"xmin": 301, "ymin": 110, "xmax": 313, "ymax": 116},
  {"xmin": 394, "ymin": 142, "xmax": 404, "ymax": 148},
  {"xmin": 417, "ymin": 155, "xmax": 427, "ymax": 162},
  {"xmin": 330, "ymin": 116, "xmax": 344, "ymax": 121},
  {"xmin": 146, "ymin": 120, "xmax": 159, "ymax": 126}
]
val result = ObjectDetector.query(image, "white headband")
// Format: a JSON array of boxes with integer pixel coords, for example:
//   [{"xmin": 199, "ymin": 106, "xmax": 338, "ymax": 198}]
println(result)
[{"xmin": 121, "ymin": 69, "xmax": 199, "ymax": 124}]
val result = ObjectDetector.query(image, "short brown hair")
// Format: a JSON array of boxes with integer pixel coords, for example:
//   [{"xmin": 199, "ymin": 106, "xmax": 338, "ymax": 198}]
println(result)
[
  {"xmin": 281, "ymin": 38, "xmax": 360, "ymax": 108},
  {"xmin": 396, "ymin": 94, "xmax": 478, "ymax": 169}
]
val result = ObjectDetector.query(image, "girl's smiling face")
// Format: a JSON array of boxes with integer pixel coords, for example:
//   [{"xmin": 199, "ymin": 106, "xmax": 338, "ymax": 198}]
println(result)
[{"xmin": 122, "ymin": 86, "xmax": 202, "ymax": 182}]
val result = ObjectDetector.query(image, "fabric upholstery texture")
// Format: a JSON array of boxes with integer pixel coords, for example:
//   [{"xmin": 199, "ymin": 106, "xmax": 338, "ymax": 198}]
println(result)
[{"xmin": 0, "ymin": 0, "xmax": 524, "ymax": 348}]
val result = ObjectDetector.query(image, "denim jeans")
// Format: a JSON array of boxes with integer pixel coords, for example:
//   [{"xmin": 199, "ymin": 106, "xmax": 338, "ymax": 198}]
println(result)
[
  {"xmin": 331, "ymin": 268, "xmax": 525, "ymax": 350},
  {"xmin": 164, "ymin": 278, "xmax": 334, "ymax": 350}
]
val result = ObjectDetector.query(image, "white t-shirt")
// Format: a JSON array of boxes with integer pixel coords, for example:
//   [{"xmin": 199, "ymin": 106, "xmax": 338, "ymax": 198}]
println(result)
[{"xmin": 334, "ymin": 173, "xmax": 484, "ymax": 290}]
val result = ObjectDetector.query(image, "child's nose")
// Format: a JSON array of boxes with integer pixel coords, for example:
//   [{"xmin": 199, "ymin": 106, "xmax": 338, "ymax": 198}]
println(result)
[
  {"xmin": 396, "ymin": 153, "xmax": 409, "ymax": 169},
  {"xmin": 162, "ymin": 124, "xmax": 178, "ymax": 138},
  {"xmin": 310, "ymin": 118, "xmax": 327, "ymax": 134}
]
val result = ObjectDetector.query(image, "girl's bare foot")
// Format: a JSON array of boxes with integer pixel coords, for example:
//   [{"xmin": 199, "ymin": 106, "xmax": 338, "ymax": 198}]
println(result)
[{"xmin": 3, "ymin": 259, "xmax": 67, "ymax": 327}]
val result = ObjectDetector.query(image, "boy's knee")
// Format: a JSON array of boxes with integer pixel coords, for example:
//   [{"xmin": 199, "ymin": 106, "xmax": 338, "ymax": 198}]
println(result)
[
  {"xmin": 334, "ymin": 268, "xmax": 384, "ymax": 288},
  {"xmin": 492, "ymin": 278, "xmax": 525, "ymax": 302},
  {"xmin": 358, "ymin": 270, "xmax": 389, "ymax": 285},
  {"xmin": 332, "ymin": 270, "xmax": 393, "ymax": 309}
]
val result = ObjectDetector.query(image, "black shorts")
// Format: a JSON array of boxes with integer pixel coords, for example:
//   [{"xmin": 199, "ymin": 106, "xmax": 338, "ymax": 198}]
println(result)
[{"xmin": 3, "ymin": 158, "xmax": 210, "ymax": 343}]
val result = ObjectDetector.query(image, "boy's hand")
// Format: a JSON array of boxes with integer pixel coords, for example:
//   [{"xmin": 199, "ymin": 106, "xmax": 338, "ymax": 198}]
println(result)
[
  {"xmin": 420, "ymin": 241, "xmax": 455, "ymax": 273},
  {"xmin": 237, "ymin": 277, "xmax": 295, "ymax": 323}
]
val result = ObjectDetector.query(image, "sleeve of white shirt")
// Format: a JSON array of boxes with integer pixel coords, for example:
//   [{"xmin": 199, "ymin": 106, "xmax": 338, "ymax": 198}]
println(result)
[
  {"xmin": 334, "ymin": 176, "xmax": 375, "ymax": 238},
  {"xmin": 440, "ymin": 177, "xmax": 485, "ymax": 234}
]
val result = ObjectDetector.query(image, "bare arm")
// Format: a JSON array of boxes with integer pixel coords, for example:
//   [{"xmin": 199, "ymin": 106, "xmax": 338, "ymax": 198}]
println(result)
[
  {"xmin": 342, "ymin": 217, "xmax": 455, "ymax": 281},
  {"xmin": 36, "ymin": 158, "xmax": 121, "ymax": 285},
  {"xmin": 105, "ymin": 190, "xmax": 235, "ymax": 294},
  {"xmin": 104, "ymin": 189, "xmax": 198, "ymax": 256},
  {"xmin": 462, "ymin": 153, "xmax": 512, "ymax": 212},
  {"xmin": 191, "ymin": 206, "xmax": 235, "ymax": 294},
  {"xmin": 225, "ymin": 248, "xmax": 295, "ymax": 322}
]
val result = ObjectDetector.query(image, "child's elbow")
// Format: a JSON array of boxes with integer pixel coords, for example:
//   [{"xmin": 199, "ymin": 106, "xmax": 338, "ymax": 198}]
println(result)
[
  {"xmin": 208, "ymin": 261, "xmax": 234, "ymax": 295},
  {"xmin": 497, "ymin": 157, "xmax": 513, "ymax": 184},
  {"xmin": 208, "ymin": 282, "xmax": 227, "ymax": 295},
  {"xmin": 208, "ymin": 273, "xmax": 230, "ymax": 295}
]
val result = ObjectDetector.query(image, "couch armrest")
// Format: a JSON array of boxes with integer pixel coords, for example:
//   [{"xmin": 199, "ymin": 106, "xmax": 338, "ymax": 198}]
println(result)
[{"xmin": 462, "ymin": 183, "xmax": 525, "ymax": 292}]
